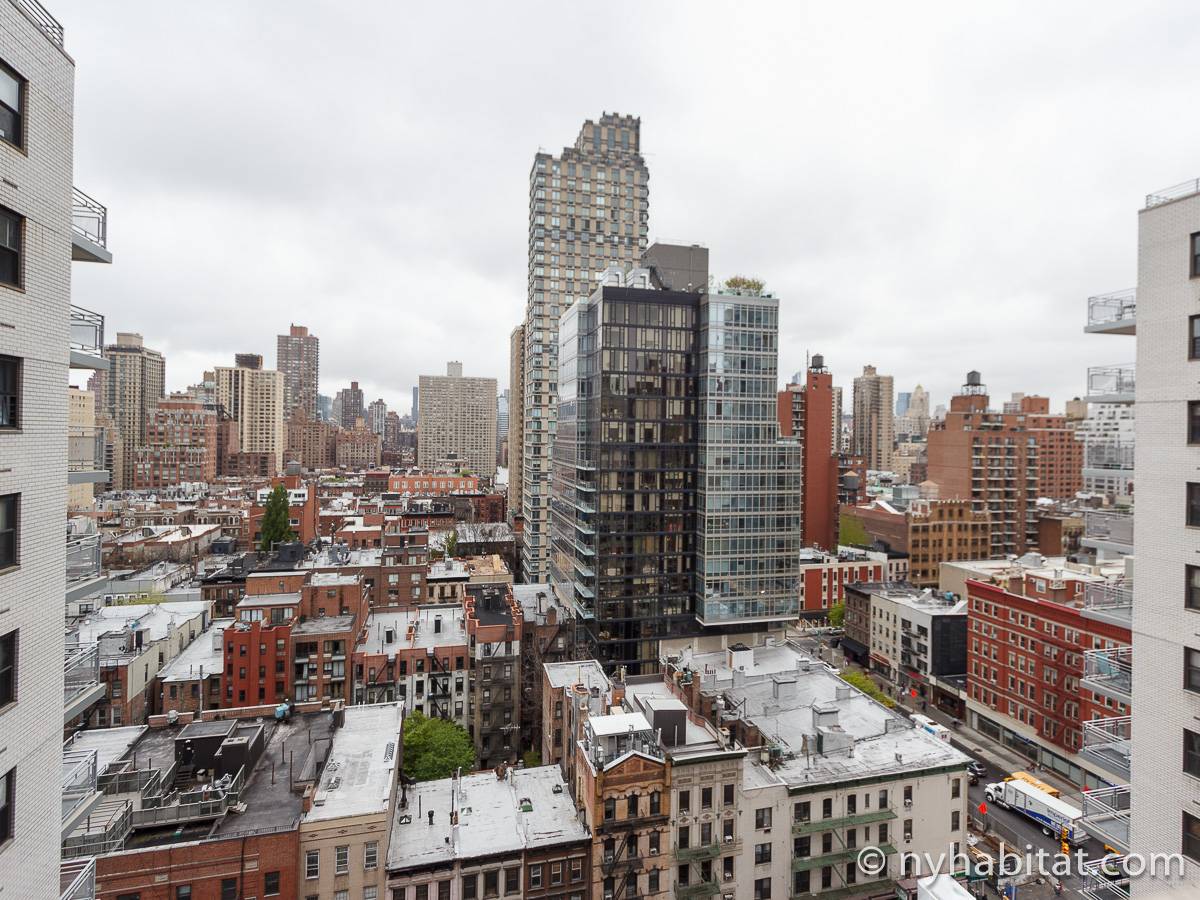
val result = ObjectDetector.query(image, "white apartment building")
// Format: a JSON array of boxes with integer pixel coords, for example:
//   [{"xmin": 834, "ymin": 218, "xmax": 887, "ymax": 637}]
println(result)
[
  {"xmin": 0, "ymin": 2, "xmax": 110, "ymax": 897},
  {"xmin": 1127, "ymin": 179, "xmax": 1200, "ymax": 893},
  {"xmin": 417, "ymin": 360, "xmax": 497, "ymax": 479},
  {"xmin": 215, "ymin": 358, "xmax": 285, "ymax": 473}
]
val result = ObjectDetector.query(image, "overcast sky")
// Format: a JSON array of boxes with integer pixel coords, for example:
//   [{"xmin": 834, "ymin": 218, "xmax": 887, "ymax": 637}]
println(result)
[{"xmin": 62, "ymin": 0, "xmax": 1187, "ymax": 415}]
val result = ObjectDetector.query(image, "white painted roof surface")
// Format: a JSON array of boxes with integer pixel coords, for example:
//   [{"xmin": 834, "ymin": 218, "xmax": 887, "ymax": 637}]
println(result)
[
  {"xmin": 588, "ymin": 712, "xmax": 652, "ymax": 737},
  {"xmin": 65, "ymin": 726, "xmax": 147, "ymax": 774},
  {"xmin": 304, "ymin": 704, "xmax": 403, "ymax": 823},
  {"xmin": 158, "ymin": 619, "xmax": 232, "ymax": 682}
]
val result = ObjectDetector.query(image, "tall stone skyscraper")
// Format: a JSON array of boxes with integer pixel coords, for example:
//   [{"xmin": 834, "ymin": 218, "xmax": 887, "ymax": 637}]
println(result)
[
  {"xmin": 215, "ymin": 355, "xmax": 285, "ymax": 474},
  {"xmin": 852, "ymin": 364, "xmax": 895, "ymax": 471},
  {"xmin": 101, "ymin": 332, "xmax": 166, "ymax": 489},
  {"xmin": 520, "ymin": 113, "xmax": 649, "ymax": 582},
  {"xmin": 417, "ymin": 361, "xmax": 497, "ymax": 478},
  {"xmin": 276, "ymin": 323, "xmax": 319, "ymax": 420},
  {"xmin": 336, "ymin": 380, "xmax": 364, "ymax": 429},
  {"xmin": 508, "ymin": 324, "xmax": 524, "ymax": 531}
]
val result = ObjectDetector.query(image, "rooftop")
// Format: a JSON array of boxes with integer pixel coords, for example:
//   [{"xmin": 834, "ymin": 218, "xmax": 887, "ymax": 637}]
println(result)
[
  {"xmin": 236, "ymin": 591, "xmax": 301, "ymax": 609},
  {"xmin": 310, "ymin": 572, "xmax": 361, "ymax": 587},
  {"xmin": 304, "ymin": 704, "xmax": 402, "ymax": 823},
  {"xmin": 71, "ymin": 601, "xmax": 209, "ymax": 651},
  {"xmin": 157, "ymin": 619, "xmax": 232, "ymax": 682},
  {"xmin": 357, "ymin": 605, "xmax": 467, "ymax": 655},
  {"xmin": 386, "ymin": 766, "xmax": 586, "ymax": 871},
  {"xmin": 293, "ymin": 614, "xmax": 357, "ymax": 636},
  {"xmin": 543, "ymin": 659, "xmax": 609, "ymax": 691}
]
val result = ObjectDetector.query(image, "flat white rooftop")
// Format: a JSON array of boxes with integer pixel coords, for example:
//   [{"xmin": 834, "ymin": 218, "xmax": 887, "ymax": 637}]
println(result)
[
  {"xmin": 157, "ymin": 619, "xmax": 232, "ymax": 682},
  {"xmin": 589, "ymin": 711, "xmax": 652, "ymax": 738},
  {"xmin": 304, "ymin": 704, "xmax": 403, "ymax": 823}
]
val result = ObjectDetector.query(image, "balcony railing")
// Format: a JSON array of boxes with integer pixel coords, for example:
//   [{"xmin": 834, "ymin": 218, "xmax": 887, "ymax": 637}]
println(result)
[
  {"xmin": 66, "ymin": 533, "xmax": 102, "ymax": 585},
  {"xmin": 68, "ymin": 425, "xmax": 105, "ymax": 473},
  {"xmin": 676, "ymin": 843, "xmax": 720, "ymax": 863},
  {"xmin": 1086, "ymin": 288, "xmax": 1137, "ymax": 331},
  {"xmin": 1081, "ymin": 716, "xmax": 1132, "ymax": 780},
  {"xmin": 1086, "ymin": 365, "xmax": 1136, "ymax": 401},
  {"xmin": 69, "ymin": 305, "xmax": 104, "ymax": 356},
  {"xmin": 1083, "ymin": 648, "xmax": 1132, "ymax": 703},
  {"xmin": 1082, "ymin": 582, "xmax": 1133, "ymax": 626},
  {"xmin": 1146, "ymin": 178, "xmax": 1200, "ymax": 209},
  {"xmin": 71, "ymin": 188, "xmax": 107, "ymax": 249},
  {"xmin": 1081, "ymin": 785, "xmax": 1131, "ymax": 854},
  {"xmin": 60, "ymin": 858, "xmax": 96, "ymax": 900},
  {"xmin": 1082, "ymin": 509, "xmax": 1134, "ymax": 549},
  {"xmin": 1080, "ymin": 856, "xmax": 1129, "ymax": 900},
  {"xmin": 1084, "ymin": 440, "xmax": 1135, "ymax": 471},
  {"xmin": 62, "ymin": 746, "xmax": 98, "ymax": 823},
  {"xmin": 12, "ymin": 0, "xmax": 64, "ymax": 47},
  {"xmin": 64, "ymin": 643, "xmax": 99, "ymax": 701}
]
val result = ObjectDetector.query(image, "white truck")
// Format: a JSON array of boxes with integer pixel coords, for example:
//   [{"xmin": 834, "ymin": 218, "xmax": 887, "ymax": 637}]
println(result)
[{"xmin": 984, "ymin": 779, "xmax": 1089, "ymax": 844}]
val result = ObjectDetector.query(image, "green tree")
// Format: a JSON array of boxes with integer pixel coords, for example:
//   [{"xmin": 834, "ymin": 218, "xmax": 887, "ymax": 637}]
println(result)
[
  {"xmin": 827, "ymin": 602, "xmax": 845, "ymax": 628},
  {"xmin": 258, "ymin": 484, "xmax": 296, "ymax": 552},
  {"xmin": 723, "ymin": 275, "xmax": 765, "ymax": 294},
  {"xmin": 443, "ymin": 531, "xmax": 458, "ymax": 560},
  {"xmin": 839, "ymin": 669, "xmax": 895, "ymax": 708},
  {"xmin": 522, "ymin": 750, "xmax": 542, "ymax": 769},
  {"xmin": 402, "ymin": 711, "xmax": 475, "ymax": 782}
]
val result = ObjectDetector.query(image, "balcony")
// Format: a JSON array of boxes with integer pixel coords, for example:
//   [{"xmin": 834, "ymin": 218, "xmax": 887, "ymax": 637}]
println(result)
[
  {"xmin": 1081, "ymin": 509, "xmax": 1133, "ymax": 555},
  {"xmin": 1083, "ymin": 440, "xmax": 1134, "ymax": 473},
  {"xmin": 68, "ymin": 425, "xmax": 108, "ymax": 485},
  {"xmin": 1082, "ymin": 647, "xmax": 1132, "ymax": 705},
  {"xmin": 66, "ymin": 533, "xmax": 104, "ymax": 602},
  {"xmin": 12, "ymin": 0, "xmax": 63, "ymax": 47},
  {"xmin": 69, "ymin": 304, "xmax": 108, "ymax": 370},
  {"xmin": 793, "ymin": 844, "xmax": 896, "ymax": 872},
  {"xmin": 64, "ymin": 642, "xmax": 106, "ymax": 723},
  {"xmin": 1085, "ymin": 365, "xmax": 1135, "ymax": 404},
  {"xmin": 1081, "ymin": 716, "xmax": 1131, "ymax": 781},
  {"xmin": 1081, "ymin": 785, "xmax": 1130, "ymax": 854},
  {"xmin": 1086, "ymin": 288, "xmax": 1137, "ymax": 336},
  {"xmin": 61, "ymin": 744, "xmax": 101, "ymax": 838},
  {"xmin": 71, "ymin": 187, "xmax": 111, "ymax": 264},
  {"xmin": 1081, "ymin": 582, "xmax": 1132, "ymax": 628},
  {"xmin": 1080, "ymin": 856, "xmax": 1129, "ymax": 900},
  {"xmin": 60, "ymin": 859, "xmax": 96, "ymax": 900},
  {"xmin": 676, "ymin": 843, "xmax": 720, "ymax": 863}
]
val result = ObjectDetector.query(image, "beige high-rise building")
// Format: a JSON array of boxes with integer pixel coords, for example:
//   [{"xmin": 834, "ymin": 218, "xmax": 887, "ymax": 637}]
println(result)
[
  {"xmin": 418, "ymin": 361, "xmax": 497, "ymax": 478},
  {"xmin": 215, "ymin": 355, "xmax": 285, "ymax": 474},
  {"xmin": 508, "ymin": 323, "xmax": 524, "ymax": 524},
  {"xmin": 276, "ymin": 323, "xmax": 319, "ymax": 420},
  {"xmin": 101, "ymin": 331, "xmax": 165, "ymax": 489},
  {"xmin": 520, "ymin": 112, "xmax": 649, "ymax": 581},
  {"xmin": 68, "ymin": 387, "xmax": 96, "ymax": 510},
  {"xmin": 852, "ymin": 364, "xmax": 895, "ymax": 471}
]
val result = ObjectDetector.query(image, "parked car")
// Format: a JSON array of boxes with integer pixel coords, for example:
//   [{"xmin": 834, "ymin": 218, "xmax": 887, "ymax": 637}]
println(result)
[{"xmin": 967, "ymin": 760, "xmax": 988, "ymax": 778}]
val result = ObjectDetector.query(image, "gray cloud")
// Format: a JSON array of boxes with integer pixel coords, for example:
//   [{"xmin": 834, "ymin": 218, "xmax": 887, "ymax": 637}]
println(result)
[{"xmin": 63, "ymin": 0, "xmax": 1176, "ymax": 413}]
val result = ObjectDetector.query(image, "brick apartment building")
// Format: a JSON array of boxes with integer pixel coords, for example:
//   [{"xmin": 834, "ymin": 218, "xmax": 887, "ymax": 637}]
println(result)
[
  {"xmin": 797, "ymin": 547, "xmax": 897, "ymax": 615},
  {"xmin": 952, "ymin": 555, "xmax": 1132, "ymax": 788},
  {"xmin": 926, "ymin": 374, "xmax": 1082, "ymax": 557},
  {"xmin": 843, "ymin": 498, "xmax": 991, "ymax": 587},
  {"xmin": 243, "ymin": 474, "xmax": 320, "ymax": 549},
  {"xmin": 778, "ymin": 355, "xmax": 840, "ymax": 551},
  {"xmin": 388, "ymin": 471, "xmax": 480, "ymax": 495},
  {"xmin": 133, "ymin": 395, "xmax": 218, "ymax": 488},
  {"xmin": 286, "ymin": 408, "xmax": 338, "ymax": 469}
]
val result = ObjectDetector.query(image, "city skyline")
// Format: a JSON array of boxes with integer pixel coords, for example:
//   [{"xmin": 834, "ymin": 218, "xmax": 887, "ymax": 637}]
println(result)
[{"xmin": 58, "ymin": 0, "xmax": 1175, "ymax": 407}]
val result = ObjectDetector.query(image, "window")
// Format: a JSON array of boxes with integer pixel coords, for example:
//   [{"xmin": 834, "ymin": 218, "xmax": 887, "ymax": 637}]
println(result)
[
  {"xmin": 550, "ymin": 862, "xmax": 562, "ymax": 886},
  {"xmin": 604, "ymin": 797, "xmax": 615, "ymax": 820},
  {"xmin": 754, "ymin": 877, "xmax": 772, "ymax": 899},
  {"xmin": 951, "ymin": 810, "xmax": 961, "ymax": 832},
  {"xmin": 335, "ymin": 844, "xmax": 350, "ymax": 874},
  {"xmin": 822, "ymin": 797, "xmax": 833, "ymax": 819},
  {"xmin": 505, "ymin": 868, "xmax": 520, "ymax": 893},
  {"xmin": 755, "ymin": 807, "xmax": 772, "ymax": 829},
  {"xmin": 415, "ymin": 887, "xmax": 428, "ymax": 900},
  {"xmin": 365, "ymin": 841, "xmax": 378, "ymax": 869},
  {"xmin": 461, "ymin": 875, "xmax": 477, "ymax": 899},
  {"xmin": 1192, "ymin": 315, "xmax": 1200, "ymax": 359},
  {"xmin": 794, "ymin": 800, "xmax": 810, "ymax": 822},
  {"xmin": 220, "ymin": 879, "xmax": 237, "ymax": 900},
  {"xmin": 627, "ymin": 794, "xmax": 637, "ymax": 817},
  {"xmin": 264, "ymin": 872, "xmax": 280, "ymax": 896},
  {"xmin": 1187, "ymin": 730, "xmax": 1200, "ymax": 780},
  {"xmin": 1185, "ymin": 811, "xmax": 1200, "ymax": 863},
  {"xmin": 794, "ymin": 871, "xmax": 810, "ymax": 894},
  {"xmin": 175, "ymin": 889, "xmax": 192, "ymax": 900},
  {"xmin": 528, "ymin": 865, "xmax": 542, "ymax": 889},
  {"xmin": 364, "ymin": 889, "xmax": 377, "ymax": 900},
  {"xmin": 754, "ymin": 842, "xmax": 772, "ymax": 864},
  {"xmin": 649, "ymin": 790, "xmax": 661, "ymax": 814},
  {"xmin": 648, "ymin": 870, "xmax": 660, "ymax": 892},
  {"xmin": 438, "ymin": 882, "xmax": 450, "ymax": 900},
  {"xmin": 0, "ymin": 630, "xmax": 13, "ymax": 708},
  {"xmin": 1, "ymin": 768, "xmax": 14, "ymax": 844},
  {"xmin": 951, "ymin": 778, "xmax": 961, "ymax": 799},
  {"xmin": 0, "ymin": 61, "xmax": 20, "ymax": 148},
  {"xmin": 1188, "ymin": 567, "xmax": 1200, "ymax": 611},
  {"xmin": 0, "ymin": 494, "xmax": 15, "ymax": 569},
  {"xmin": 680, "ymin": 789, "xmax": 690, "ymax": 813},
  {"xmin": 1189, "ymin": 484, "xmax": 1200, "ymax": 526},
  {"xmin": 1193, "ymin": 233, "xmax": 1200, "ymax": 279},
  {"xmin": 334, "ymin": 892, "xmax": 349, "ymax": 900},
  {"xmin": 724, "ymin": 783, "xmax": 735, "ymax": 806},
  {"xmin": 0, "ymin": 356, "xmax": 16, "ymax": 428},
  {"xmin": 0, "ymin": 208, "xmax": 19, "ymax": 287},
  {"xmin": 701, "ymin": 786, "xmax": 713, "ymax": 809},
  {"xmin": 1187, "ymin": 648, "xmax": 1200, "ymax": 694},
  {"xmin": 305, "ymin": 849, "xmax": 319, "ymax": 879},
  {"xmin": 570, "ymin": 858, "xmax": 583, "ymax": 882}
]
